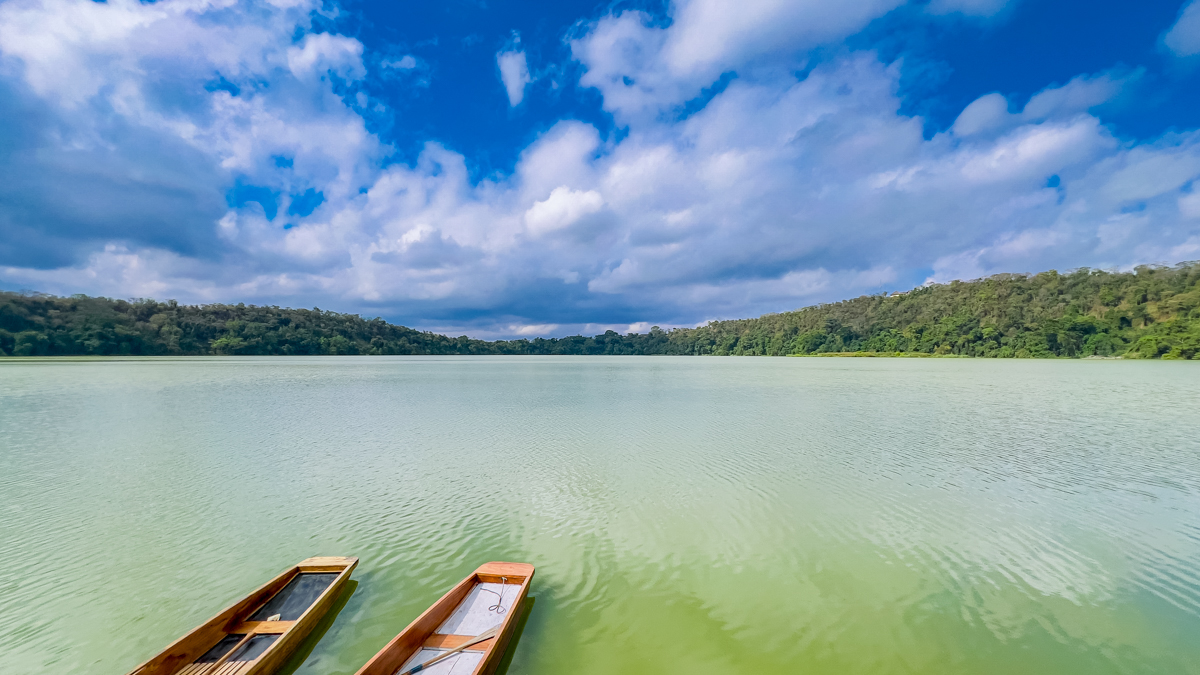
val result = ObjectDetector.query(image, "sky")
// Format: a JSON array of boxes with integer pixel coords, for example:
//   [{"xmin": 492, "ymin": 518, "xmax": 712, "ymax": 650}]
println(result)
[{"xmin": 1, "ymin": 0, "xmax": 1199, "ymax": 337}]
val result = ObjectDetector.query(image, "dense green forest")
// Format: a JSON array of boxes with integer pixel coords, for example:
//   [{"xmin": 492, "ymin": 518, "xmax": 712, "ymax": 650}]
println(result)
[
  {"xmin": 663, "ymin": 262, "xmax": 1200, "ymax": 359},
  {"xmin": 2, "ymin": 262, "xmax": 1198, "ymax": 358}
]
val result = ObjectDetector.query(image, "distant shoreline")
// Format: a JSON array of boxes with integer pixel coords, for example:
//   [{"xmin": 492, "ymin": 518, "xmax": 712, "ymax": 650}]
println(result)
[
  {"xmin": 4, "ymin": 353, "xmax": 1182, "ymax": 361},
  {"xmin": 791, "ymin": 351, "xmax": 968, "ymax": 358},
  {"xmin": 790, "ymin": 352, "xmax": 1141, "ymax": 359},
  {"xmin": 3, "ymin": 262, "xmax": 1198, "ymax": 359}
]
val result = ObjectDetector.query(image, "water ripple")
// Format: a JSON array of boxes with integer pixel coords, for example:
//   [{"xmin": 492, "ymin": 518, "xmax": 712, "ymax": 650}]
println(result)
[{"xmin": 0, "ymin": 357, "xmax": 1198, "ymax": 674}]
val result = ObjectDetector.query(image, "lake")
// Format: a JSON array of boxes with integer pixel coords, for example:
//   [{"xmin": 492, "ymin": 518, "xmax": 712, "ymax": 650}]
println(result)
[{"xmin": 1, "ymin": 356, "xmax": 1199, "ymax": 674}]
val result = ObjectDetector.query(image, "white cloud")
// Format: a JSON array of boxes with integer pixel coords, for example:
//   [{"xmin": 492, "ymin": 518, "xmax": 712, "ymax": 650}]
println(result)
[
  {"xmin": 1098, "ymin": 143, "xmax": 1200, "ymax": 204},
  {"xmin": 571, "ymin": 0, "xmax": 904, "ymax": 123},
  {"xmin": 926, "ymin": 230, "xmax": 1068, "ymax": 284},
  {"xmin": 383, "ymin": 54, "xmax": 417, "ymax": 70},
  {"xmin": 953, "ymin": 93, "xmax": 1009, "ymax": 137},
  {"xmin": 1180, "ymin": 191, "xmax": 1200, "ymax": 219},
  {"xmin": 1165, "ymin": 0, "xmax": 1200, "ymax": 56},
  {"xmin": 959, "ymin": 118, "xmax": 1110, "ymax": 184},
  {"xmin": 1167, "ymin": 235, "xmax": 1200, "ymax": 259},
  {"xmin": 662, "ymin": 0, "xmax": 903, "ymax": 76},
  {"xmin": 0, "ymin": 0, "xmax": 381, "ymax": 254},
  {"xmin": 1, "ymin": 0, "xmax": 1199, "ymax": 337},
  {"xmin": 1, "ymin": 244, "xmax": 216, "ymax": 301},
  {"xmin": 0, "ymin": 0, "xmax": 180, "ymax": 105},
  {"xmin": 1021, "ymin": 72, "xmax": 1125, "ymax": 120},
  {"xmin": 525, "ymin": 187, "xmax": 605, "ymax": 235},
  {"xmin": 952, "ymin": 73, "xmax": 1126, "ymax": 138},
  {"xmin": 497, "ymin": 49, "xmax": 531, "ymax": 106},
  {"xmin": 287, "ymin": 32, "xmax": 366, "ymax": 81},
  {"xmin": 509, "ymin": 323, "xmax": 559, "ymax": 335},
  {"xmin": 516, "ymin": 121, "xmax": 603, "ymax": 201}
]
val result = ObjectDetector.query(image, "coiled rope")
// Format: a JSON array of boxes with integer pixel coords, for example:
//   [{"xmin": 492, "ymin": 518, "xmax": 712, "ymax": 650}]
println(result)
[{"xmin": 478, "ymin": 576, "xmax": 509, "ymax": 614}]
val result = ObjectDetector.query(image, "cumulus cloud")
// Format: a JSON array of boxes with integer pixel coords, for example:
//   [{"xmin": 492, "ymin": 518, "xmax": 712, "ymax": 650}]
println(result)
[
  {"xmin": 497, "ymin": 48, "xmax": 531, "ymax": 106},
  {"xmin": 0, "ymin": 0, "xmax": 1198, "ymax": 337},
  {"xmin": 525, "ymin": 187, "xmax": 605, "ymax": 236},
  {"xmin": 287, "ymin": 32, "xmax": 366, "ymax": 81},
  {"xmin": 952, "ymin": 73, "xmax": 1126, "ymax": 138},
  {"xmin": 1181, "ymin": 190, "xmax": 1200, "ymax": 219},
  {"xmin": 1161, "ymin": 1, "xmax": 1200, "ymax": 56},
  {"xmin": 662, "ymin": 0, "xmax": 903, "ymax": 75},
  {"xmin": 0, "ymin": 0, "xmax": 378, "ymax": 262},
  {"xmin": 383, "ymin": 54, "xmax": 418, "ymax": 70},
  {"xmin": 571, "ymin": 0, "xmax": 904, "ymax": 124},
  {"xmin": 1165, "ymin": 0, "xmax": 1200, "ymax": 56}
]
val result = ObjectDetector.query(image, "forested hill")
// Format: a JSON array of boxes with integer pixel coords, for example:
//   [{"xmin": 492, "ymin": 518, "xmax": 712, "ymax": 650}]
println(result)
[
  {"xmin": 2, "ymin": 262, "xmax": 1198, "ymax": 358},
  {"xmin": 665, "ymin": 263, "xmax": 1200, "ymax": 359},
  {"xmin": 0, "ymin": 295, "xmax": 504, "ymax": 357}
]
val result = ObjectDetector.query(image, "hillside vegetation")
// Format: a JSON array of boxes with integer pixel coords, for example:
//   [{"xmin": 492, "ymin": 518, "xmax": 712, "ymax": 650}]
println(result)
[
  {"xmin": 1, "ymin": 263, "xmax": 1198, "ymax": 358},
  {"xmin": 660, "ymin": 263, "xmax": 1200, "ymax": 359}
]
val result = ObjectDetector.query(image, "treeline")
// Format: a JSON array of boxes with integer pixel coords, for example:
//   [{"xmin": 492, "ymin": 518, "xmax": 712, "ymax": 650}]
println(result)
[
  {"xmin": 0, "ymin": 293, "xmax": 674, "ymax": 357},
  {"xmin": 0, "ymin": 295, "xmax": 493, "ymax": 356},
  {"xmin": 661, "ymin": 262, "xmax": 1200, "ymax": 359},
  {"xmin": 2, "ymin": 262, "xmax": 1198, "ymax": 358}
]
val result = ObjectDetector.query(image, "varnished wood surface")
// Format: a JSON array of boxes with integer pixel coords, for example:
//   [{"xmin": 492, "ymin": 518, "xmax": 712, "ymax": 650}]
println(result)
[
  {"xmin": 225, "ymin": 621, "xmax": 293, "ymax": 635},
  {"xmin": 128, "ymin": 566, "xmax": 299, "ymax": 675},
  {"xmin": 126, "ymin": 556, "xmax": 358, "ymax": 675},
  {"xmin": 475, "ymin": 562, "xmax": 534, "ymax": 580},
  {"xmin": 298, "ymin": 557, "xmax": 359, "ymax": 573},
  {"xmin": 177, "ymin": 661, "xmax": 255, "ymax": 675},
  {"xmin": 352, "ymin": 561, "xmax": 534, "ymax": 675},
  {"xmin": 472, "ymin": 565, "xmax": 532, "ymax": 675},
  {"xmin": 353, "ymin": 575, "xmax": 476, "ymax": 675},
  {"xmin": 240, "ymin": 557, "xmax": 357, "ymax": 675},
  {"xmin": 422, "ymin": 633, "xmax": 496, "ymax": 651}
]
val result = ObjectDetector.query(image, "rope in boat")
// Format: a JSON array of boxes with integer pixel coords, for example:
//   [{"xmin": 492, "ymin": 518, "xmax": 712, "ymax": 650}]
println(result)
[
  {"xmin": 394, "ymin": 578, "xmax": 512, "ymax": 675},
  {"xmin": 478, "ymin": 576, "xmax": 508, "ymax": 614}
]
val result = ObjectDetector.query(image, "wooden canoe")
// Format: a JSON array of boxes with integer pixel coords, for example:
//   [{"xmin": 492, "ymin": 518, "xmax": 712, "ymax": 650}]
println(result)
[
  {"xmin": 354, "ymin": 561, "xmax": 534, "ymax": 675},
  {"xmin": 128, "ymin": 556, "xmax": 358, "ymax": 675}
]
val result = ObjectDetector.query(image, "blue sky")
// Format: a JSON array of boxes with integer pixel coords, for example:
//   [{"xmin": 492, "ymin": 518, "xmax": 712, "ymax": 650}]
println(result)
[{"xmin": 1, "ymin": 0, "xmax": 1199, "ymax": 337}]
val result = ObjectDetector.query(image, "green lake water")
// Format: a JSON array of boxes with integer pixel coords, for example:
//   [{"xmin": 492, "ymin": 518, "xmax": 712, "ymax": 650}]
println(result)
[{"xmin": 2, "ymin": 356, "xmax": 1199, "ymax": 674}]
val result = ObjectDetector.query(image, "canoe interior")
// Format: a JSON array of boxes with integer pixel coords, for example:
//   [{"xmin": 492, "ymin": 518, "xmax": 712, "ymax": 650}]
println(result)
[
  {"xmin": 396, "ymin": 581, "xmax": 521, "ymax": 675},
  {"xmin": 354, "ymin": 562, "xmax": 535, "ymax": 675},
  {"xmin": 129, "ymin": 556, "xmax": 358, "ymax": 675}
]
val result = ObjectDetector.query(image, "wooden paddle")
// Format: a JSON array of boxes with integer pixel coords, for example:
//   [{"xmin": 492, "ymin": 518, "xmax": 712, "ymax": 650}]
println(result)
[
  {"xmin": 198, "ymin": 632, "xmax": 256, "ymax": 675},
  {"xmin": 398, "ymin": 626, "xmax": 500, "ymax": 674}
]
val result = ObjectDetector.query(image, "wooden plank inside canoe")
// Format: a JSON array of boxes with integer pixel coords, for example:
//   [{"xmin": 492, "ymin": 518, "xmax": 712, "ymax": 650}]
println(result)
[
  {"xmin": 352, "ymin": 561, "xmax": 534, "ymax": 675},
  {"xmin": 127, "ymin": 556, "xmax": 358, "ymax": 675}
]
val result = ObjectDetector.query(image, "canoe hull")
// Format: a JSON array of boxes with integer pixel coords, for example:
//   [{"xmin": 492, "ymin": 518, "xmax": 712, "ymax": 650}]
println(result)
[
  {"xmin": 474, "ymin": 564, "xmax": 531, "ymax": 675},
  {"xmin": 354, "ymin": 561, "xmax": 535, "ymax": 675},
  {"xmin": 128, "ymin": 556, "xmax": 358, "ymax": 675}
]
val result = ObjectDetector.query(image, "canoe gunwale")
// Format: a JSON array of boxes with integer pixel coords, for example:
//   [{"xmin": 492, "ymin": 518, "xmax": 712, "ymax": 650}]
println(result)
[
  {"xmin": 126, "ymin": 556, "xmax": 358, "ymax": 675},
  {"xmin": 352, "ymin": 561, "xmax": 535, "ymax": 675}
]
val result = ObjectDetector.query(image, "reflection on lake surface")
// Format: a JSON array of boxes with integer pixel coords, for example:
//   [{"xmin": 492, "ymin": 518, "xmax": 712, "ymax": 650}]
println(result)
[{"xmin": 1, "ymin": 356, "xmax": 1199, "ymax": 674}]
